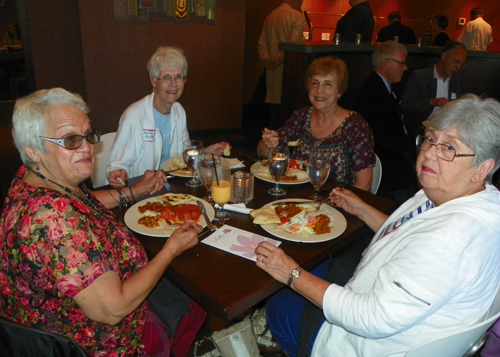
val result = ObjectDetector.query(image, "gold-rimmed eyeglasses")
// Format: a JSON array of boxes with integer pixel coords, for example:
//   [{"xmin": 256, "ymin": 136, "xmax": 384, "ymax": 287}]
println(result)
[
  {"xmin": 40, "ymin": 129, "xmax": 101, "ymax": 150},
  {"xmin": 417, "ymin": 135, "xmax": 475, "ymax": 162},
  {"xmin": 153, "ymin": 74, "xmax": 185, "ymax": 85}
]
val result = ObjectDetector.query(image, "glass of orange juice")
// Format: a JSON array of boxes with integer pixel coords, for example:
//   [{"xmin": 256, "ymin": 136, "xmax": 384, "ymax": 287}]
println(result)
[{"xmin": 212, "ymin": 166, "xmax": 231, "ymax": 226}]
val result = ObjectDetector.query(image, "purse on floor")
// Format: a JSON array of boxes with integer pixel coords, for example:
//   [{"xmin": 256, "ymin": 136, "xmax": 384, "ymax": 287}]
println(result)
[{"xmin": 193, "ymin": 317, "xmax": 260, "ymax": 357}]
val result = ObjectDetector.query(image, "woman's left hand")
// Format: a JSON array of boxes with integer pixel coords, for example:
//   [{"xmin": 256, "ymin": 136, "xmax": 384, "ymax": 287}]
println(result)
[
  {"xmin": 205, "ymin": 142, "xmax": 230, "ymax": 156},
  {"xmin": 255, "ymin": 241, "xmax": 299, "ymax": 285},
  {"xmin": 133, "ymin": 170, "xmax": 167, "ymax": 197}
]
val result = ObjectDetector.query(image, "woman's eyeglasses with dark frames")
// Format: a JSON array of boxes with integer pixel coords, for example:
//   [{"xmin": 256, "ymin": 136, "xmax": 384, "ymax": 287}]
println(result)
[{"xmin": 417, "ymin": 135, "xmax": 475, "ymax": 162}]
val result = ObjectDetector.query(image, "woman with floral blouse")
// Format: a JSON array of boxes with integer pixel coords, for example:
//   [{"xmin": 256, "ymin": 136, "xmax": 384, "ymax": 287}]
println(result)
[
  {"xmin": 258, "ymin": 57, "xmax": 375, "ymax": 191},
  {"xmin": 0, "ymin": 88, "xmax": 206, "ymax": 356}
]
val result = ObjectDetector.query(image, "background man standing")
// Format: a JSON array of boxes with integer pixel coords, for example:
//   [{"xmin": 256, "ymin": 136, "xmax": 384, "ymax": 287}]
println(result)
[
  {"xmin": 258, "ymin": 0, "xmax": 306, "ymax": 129},
  {"xmin": 376, "ymin": 11, "xmax": 416, "ymax": 44},
  {"xmin": 354, "ymin": 41, "xmax": 414, "ymax": 201},
  {"xmin": 400, "ymin": 42, "xmax": 468, "ymax": 138},
  {"xmin": 458, "ymin": 7, "xmax": 493, "ymax": 51},
  {"xmin": 334, "ymin": 0, "xmax": 374, "ymax": 43}
]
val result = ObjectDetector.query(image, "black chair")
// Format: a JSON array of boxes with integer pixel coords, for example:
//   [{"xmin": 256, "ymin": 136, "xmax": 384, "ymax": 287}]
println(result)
[{"xmin": 0, "ymin": 317, "xmax": 89, "ymax": 357}]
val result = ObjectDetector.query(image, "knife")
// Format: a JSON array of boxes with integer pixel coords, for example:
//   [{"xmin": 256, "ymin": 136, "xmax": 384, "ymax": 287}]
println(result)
[
  {"xmin": 196, "ymin": 200, "xmax": 217, "ymax": 231},
  {"xmin": 271, "ymin": 201, "xmax": 316, "ymax": 206}
]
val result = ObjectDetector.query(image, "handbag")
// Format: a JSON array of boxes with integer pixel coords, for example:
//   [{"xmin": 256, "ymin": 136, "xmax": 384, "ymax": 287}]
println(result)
[{"xmin": 194, "ymin": 317, "xmax": 260, "ymax": 357}]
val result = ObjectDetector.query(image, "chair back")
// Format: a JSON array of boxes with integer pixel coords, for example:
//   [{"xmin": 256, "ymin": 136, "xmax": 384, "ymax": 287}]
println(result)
[
  {"xmin": 90, "ymin": 132, "xmax": 116, "ymax": 188},
  {"xmin": 404, "ymin": 285, "xmax": 500, "ymax": 357},
  {"xmin": 371, "ymin": 154, "xmax": 382, "ymax": 194},
  {"xmin": 0, "ymin": 317, "xmax": 88, "ymax": 356}
]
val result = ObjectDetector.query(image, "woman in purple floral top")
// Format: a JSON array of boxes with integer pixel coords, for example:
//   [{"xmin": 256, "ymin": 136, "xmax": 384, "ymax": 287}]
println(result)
[
  {"xmin": 0, "ymin": 88, "xmax": 206, "ymax": 356},
  {"xmin": 258, "ymin": 57, "xmax": 375, "ymax": 191}
]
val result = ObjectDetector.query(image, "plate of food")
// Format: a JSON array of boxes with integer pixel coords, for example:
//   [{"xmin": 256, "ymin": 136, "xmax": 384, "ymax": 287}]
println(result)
[
  {"xmin": 162, "ymin": 156, "xmax": 193, "ymax": 177},
  {"xmin": 250, "ymin": 199, "xmax": 347, "ymax": 243},
  {"xmin": 250, "ymin": 159, "xmax": 309, "ymax": 185},
  {"xmin": 162, "ymin": 156, "xmax": 245, "ymax": 178},
  {"xmin": 124, "ymin": 193, "xmax": 215, "ymax": 237}
]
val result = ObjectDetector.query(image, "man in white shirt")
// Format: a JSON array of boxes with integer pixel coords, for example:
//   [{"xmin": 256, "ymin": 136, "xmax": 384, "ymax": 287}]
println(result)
[
  {"xmin": 458, "ymin": 7, "xmax": 493, "ymax": 51},
  {"xmin": 258, "ymin": 0, "xmax": 306, "ymax": 128},
  {"xmin": 400, "ymin": 42, "xmax": 468, "ymax": 138}
]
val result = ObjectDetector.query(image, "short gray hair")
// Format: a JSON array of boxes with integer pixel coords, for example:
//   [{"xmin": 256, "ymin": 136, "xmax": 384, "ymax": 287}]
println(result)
[
  {"xmin": 147, "ymin": 46, "xmax": 188, "ymax": 78},
  {"xmin": 12, "ymin": 88, "xmax": 89, "ymax": 166},
  {"xmin": 372, "ymin": 41, "xmax": 407, "ymax": 68},
  {"xmin": 427, "ymin": 94, "xmax": 500, "ymax": 182}
]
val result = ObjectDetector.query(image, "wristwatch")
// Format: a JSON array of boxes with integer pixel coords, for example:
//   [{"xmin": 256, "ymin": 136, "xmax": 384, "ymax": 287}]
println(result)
[{"xmin": 287, "ymin": 268, "xmax": 303, "ymax": 287}]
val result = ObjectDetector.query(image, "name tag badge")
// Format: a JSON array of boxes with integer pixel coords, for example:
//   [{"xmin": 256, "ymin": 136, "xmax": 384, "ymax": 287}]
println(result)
[{"xmin": 143, "ymin": 129, "xmax": 155, "ymax": 142}]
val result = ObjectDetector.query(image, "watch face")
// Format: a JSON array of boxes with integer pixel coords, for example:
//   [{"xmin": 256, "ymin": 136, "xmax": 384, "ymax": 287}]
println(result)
[{"xmin": 291, "ymin": 269, "xmax": 301, "ymax": 278}]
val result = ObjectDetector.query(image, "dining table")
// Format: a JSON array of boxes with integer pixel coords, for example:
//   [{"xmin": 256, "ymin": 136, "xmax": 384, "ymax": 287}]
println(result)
[{"xmin": 115, "ymin": 151, "xmax": 396, "ymax": 324}]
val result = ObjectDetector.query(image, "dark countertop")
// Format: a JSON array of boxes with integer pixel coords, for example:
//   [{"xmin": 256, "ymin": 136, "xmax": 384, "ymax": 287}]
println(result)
[{"xmin": 279, "ymin": 40, "xmax": 500, "ymax": 59}]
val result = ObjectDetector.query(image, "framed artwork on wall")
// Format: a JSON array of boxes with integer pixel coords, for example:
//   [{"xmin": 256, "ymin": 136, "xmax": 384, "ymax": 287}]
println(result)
[{"xmin": 112, "ymin": 0, "xmax": 215, "ymax": 21}]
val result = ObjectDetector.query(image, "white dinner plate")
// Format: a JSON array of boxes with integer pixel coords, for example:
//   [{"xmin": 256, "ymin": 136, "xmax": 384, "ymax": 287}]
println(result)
[
  {"xmin": 260, "ymin": 199, "xmax": 347, "ymax": 243},
  {"xmin": 162, "ymin": 156, "xmax": 193, "ymax": 177},
  {"xmin": 124, "ymin": 196, "xmax": 215, "ymax": 237},
  {"xmin": 250, "ymin": 161, "xmax": 309, "ymax": 185},
  {"xmin": 162, "ymin": 156, "xmax": 245, "ymax": 178}
]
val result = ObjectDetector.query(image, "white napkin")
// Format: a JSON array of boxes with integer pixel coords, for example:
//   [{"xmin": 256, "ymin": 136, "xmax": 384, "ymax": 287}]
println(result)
[
  {"xmin": 215, "ymin": 203, "xmax": 253, "ymax": 215},
  {"xmin": 221, "ymin": 158, "xmax": 246, "ymax": 169}
]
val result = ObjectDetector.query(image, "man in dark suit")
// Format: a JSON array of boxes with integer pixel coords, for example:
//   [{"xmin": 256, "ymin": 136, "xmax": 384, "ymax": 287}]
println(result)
[
  {"xmin": 376, "ymin": 11, "xmax": 417, "ymax": 44},
  {"xmin": 354, "ymin": 41, "xmax": 414, "ymax": 201},
  {"xmin": 334, "ymin": 0, "xmax": 374, "ymax": 43},
  {"xmin": 400, "ymin": 42, "xmax": 468, "ymax": 138}
]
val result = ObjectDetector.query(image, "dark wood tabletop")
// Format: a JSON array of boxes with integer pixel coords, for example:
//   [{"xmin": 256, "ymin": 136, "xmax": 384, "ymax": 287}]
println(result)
[{"xmin": 117, "ymin": 155, "xmax": 395, "ymax": 323}]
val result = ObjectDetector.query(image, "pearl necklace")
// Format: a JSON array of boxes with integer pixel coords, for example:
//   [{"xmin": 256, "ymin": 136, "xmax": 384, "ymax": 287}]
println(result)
[{"xmin": 30, "ymin": 168, "xmax": 107, "ymax": 217}]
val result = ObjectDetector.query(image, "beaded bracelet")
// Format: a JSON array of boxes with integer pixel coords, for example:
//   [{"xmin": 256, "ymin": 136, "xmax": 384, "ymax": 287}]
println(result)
[
  {"xmin": 128, "ymin": 186, "xmax": 136, "ymax": 204},
  {"xmin": 116, "ymin": 187, "xmax": 129, "ymax": 208}
]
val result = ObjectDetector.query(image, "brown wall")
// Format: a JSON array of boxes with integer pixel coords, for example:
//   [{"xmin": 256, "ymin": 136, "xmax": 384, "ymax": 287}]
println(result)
[{"xmin": 78, "ymin": 0, "xmax": 245, "ymax": 134}]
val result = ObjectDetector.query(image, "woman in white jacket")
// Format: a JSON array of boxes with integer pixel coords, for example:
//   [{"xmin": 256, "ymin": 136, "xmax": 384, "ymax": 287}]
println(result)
[
  {"xmin": 107, "ymin": 46, "xmax": 229, "ymax": 187},
  {"xmin": 255, "ymin": 94, "xmax": 500, "ymax": 357}
]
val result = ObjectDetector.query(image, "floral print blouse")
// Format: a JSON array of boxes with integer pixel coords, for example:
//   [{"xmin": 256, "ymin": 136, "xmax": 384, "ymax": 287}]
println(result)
[
  {"xmin": 0, "ymin": 166, "xmax": 149, "ymax": 356},
  {"xmin": 277, "ymin": 107, "xmax": 375, "ymax": 185}
]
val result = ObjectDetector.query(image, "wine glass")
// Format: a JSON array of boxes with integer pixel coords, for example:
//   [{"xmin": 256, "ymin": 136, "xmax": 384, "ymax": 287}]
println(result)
[
  {"xmin": 267, "ymin": 146, "xmax": 290, "ymax": 196},
  {"xmin": 211, "ymin": 166, "xmax": 231, "ymax": 227},
  {"xmin": 307, "ymin": 156, "xmax": 331, "ymax": 201},
  {"xmin": 183, "ymin": 140, "xmax": 204, "ymax": 187},
  {"xmin": 199, "ymin": 154, "xmax": 221, "ymax": 204}
]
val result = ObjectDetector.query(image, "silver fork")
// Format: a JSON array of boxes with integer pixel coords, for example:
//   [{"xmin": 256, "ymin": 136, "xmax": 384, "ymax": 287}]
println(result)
[{"xmin": 314, "ymin": 197, "xmax": 331, "ymax": 212}]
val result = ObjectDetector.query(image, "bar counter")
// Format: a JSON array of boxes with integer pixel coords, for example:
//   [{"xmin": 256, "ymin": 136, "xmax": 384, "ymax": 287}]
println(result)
[{"xmin": 278, "ymin": 41, "xmax": 500, "ymax": 125}]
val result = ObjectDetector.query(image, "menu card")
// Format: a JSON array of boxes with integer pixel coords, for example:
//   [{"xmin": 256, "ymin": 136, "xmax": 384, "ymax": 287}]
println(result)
[{"xmin": 201, "ymin": 225, "xmax": 281, "ymax": 261}]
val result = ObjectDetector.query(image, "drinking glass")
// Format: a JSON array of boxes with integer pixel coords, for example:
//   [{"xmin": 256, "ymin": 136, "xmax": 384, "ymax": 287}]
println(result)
[
  {"xmin": 199, "ymin": 154, "xmax": 221, "ymax": 204},
  {"xmin": 211, "ymin": 166, "xmax": 231, "ymax": 227},
  {"xmin": 268, "ymin": 146, "xmax": 290, "ymax": 196},
  {"xmin": 183, "ymin": 140, "xmax": 204, "ymax": 187},
  {"xmin": 307, "ymin": 157, "xmax": 331, "ymax": 201}
]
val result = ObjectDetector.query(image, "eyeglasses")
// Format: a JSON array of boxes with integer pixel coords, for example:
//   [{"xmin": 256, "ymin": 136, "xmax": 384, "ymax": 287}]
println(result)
[
  {"xmin": 386, "ymin": 58, "xmax": 407, "ymax": 67},
  {"xmin": 153, "ymin": 74, "xmax": 185, "ymax": 84},
  {"xmin": 445, "ymin": 52, "xmax": 467, "ymax": 69},
  {"xmin": 418, "ymin": 135, "xmax": 475, "ymax": 162},
  {"xmin": 40, "ymin": 129, "xmax": 101, "ymax": 150}
]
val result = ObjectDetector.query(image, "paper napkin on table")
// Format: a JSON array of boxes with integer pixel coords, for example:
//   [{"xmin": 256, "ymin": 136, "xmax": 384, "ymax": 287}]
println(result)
[
  {"xmin": 202, "ymin": 225, "xmax": 281, "ymax": 261},
  {"xmin": 221, "ymin": 157, "xmax": 246, "ymax": 169},
  {"xmin": 215, "ymin": 203, "xmax": 253, "ymax": 215}
]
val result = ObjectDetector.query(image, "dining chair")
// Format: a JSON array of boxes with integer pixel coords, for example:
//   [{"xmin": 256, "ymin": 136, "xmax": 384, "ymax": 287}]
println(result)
[
  {"xmin": 371, "ymin": 154, "xmax": 382, "ymax": 194},
  {"xmin": 404, "ymin": 285, "xmax": 500, "ymax": 357},
  {"xmin": 90, "ymin": 131, "xmax": 116, "ymax": 188},
  {"xmin": 0, "ymin": 317, "xmax": 89, "ymax": 357}
]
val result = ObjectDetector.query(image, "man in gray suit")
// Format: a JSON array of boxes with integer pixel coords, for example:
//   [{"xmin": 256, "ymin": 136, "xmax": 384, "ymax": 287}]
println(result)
[{"xmin": 400, "ymin": 42, "xmax": 467, "ymax": 138}]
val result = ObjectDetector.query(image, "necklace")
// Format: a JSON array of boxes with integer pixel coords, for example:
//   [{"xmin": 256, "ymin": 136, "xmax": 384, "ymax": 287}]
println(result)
[{"xmin": 29, "ymin": 168, "xmax": 107, "ymax": 217}]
